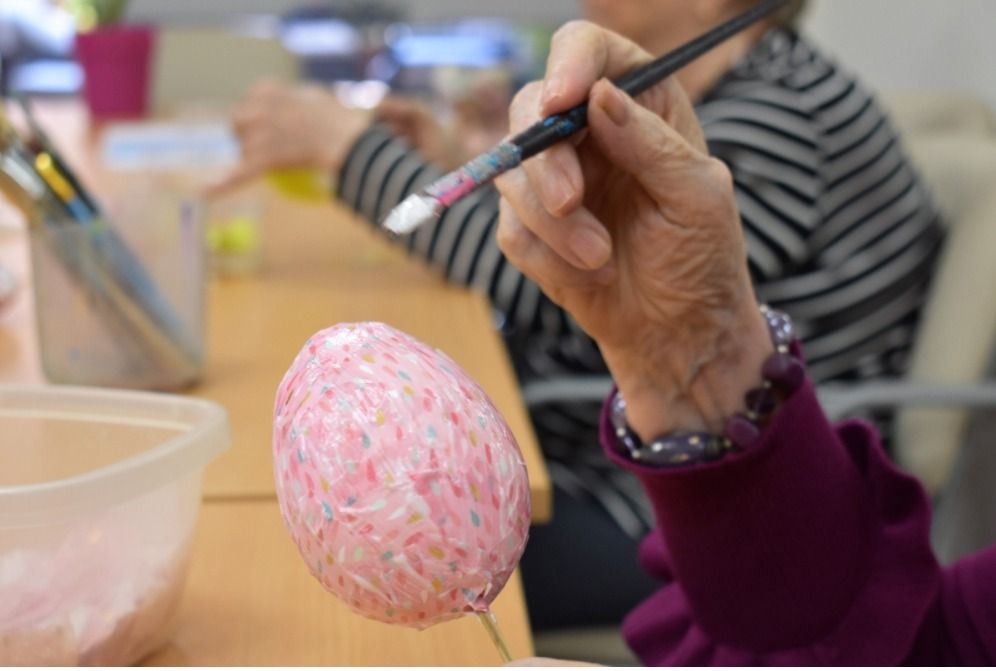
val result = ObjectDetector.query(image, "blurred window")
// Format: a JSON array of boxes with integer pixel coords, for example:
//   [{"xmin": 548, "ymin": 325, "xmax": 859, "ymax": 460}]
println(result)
[{"xmin": 0, "ymin": 0, "xmax": 78, "ymax": 96}]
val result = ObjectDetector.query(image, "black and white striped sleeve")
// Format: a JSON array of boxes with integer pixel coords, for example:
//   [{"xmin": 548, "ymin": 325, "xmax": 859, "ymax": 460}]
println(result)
[
  {"xmin": 700, "ymin": 42, "xmax": 945, "ymax": 384},
  {"xmin": 698, "ymin": 90, "xmax": 822, "ymax": 283}
]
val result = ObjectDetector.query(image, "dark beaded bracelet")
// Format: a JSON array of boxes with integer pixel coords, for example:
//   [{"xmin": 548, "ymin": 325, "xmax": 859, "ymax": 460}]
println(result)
[{"xmin": 610, "ymin": 305, "xmax": 805, "ymax": 467}]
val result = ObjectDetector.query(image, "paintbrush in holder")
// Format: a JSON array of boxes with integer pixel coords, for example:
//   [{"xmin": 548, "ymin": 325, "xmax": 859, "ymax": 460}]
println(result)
[{"xmin": 0, "ymin": 101, "xmax": 205, "ymax": 390}]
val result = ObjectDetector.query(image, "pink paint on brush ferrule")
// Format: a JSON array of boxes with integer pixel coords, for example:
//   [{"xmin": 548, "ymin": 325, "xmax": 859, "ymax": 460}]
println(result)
[{"xmin": 425, "ymin": 143, "xmax": 521, "ymax": 208}]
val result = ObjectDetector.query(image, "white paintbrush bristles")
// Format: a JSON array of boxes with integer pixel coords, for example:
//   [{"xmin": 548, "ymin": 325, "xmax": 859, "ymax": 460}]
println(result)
[{"xmin": 383, "ymin": 194, "xmax": 440, "ymax": 236}]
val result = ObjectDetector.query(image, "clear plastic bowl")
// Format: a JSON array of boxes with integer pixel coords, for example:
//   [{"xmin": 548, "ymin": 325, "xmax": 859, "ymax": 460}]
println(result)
[{"xmin": 0, "ymin": 385, "xmax": 230, "ymax": 665}]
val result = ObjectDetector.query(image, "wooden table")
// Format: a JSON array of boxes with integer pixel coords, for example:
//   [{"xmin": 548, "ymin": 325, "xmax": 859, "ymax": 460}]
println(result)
[
  {"xmin": 145, "ymin": 500, "xmax": 533, "ymax": 666},
  {"xmin": 0, "ymin": 100, "xmax": 548, "ymax": 665}
]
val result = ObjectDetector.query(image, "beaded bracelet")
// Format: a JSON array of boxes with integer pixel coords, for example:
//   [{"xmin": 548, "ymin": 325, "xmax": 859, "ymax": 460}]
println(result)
[{"xmin": 610, "ymin": 305, "xmax": 805, "ymax": 467}]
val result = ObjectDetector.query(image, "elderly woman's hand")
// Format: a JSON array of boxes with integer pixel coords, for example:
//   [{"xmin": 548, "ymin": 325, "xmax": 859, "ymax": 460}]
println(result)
[
  {"xmin": 495, "ymin": 22, "xmax": 772, "ymax": 440},
  {"xmin": 212, "ymin": 80, "xmax": 372, "ymax": 194}
]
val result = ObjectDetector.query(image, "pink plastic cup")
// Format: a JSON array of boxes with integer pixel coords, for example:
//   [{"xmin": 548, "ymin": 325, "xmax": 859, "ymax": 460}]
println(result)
[{"xmin": 75, "ymin": 25, "xmax": 156, "ymax": 120}]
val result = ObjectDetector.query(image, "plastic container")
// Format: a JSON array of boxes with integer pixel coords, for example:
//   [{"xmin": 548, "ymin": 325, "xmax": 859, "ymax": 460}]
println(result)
[
  {"xmin": 99, "ymin": 120, "xmax": 265, "ymax": 277},
  {"xmin": 205, "ymin": 190, "xmax": 264, "ymax": 277},
  {"xmin": 28, "ymin": 193, "xmax": 206, "ymax": 390},
  {"xmin": 0, "ymin": 385, "xmax": 230, "ymax": 666}
]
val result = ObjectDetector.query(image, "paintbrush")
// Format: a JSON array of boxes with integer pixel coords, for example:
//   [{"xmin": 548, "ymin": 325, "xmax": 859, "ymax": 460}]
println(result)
[
  {"xmin": 14, "ymin": 93, "xmax": 101, "ymax": 213},
  {"xmin": 0, "ymin": 112, "xmax": 67, "ymax": 224},
  {"xmin": 0, "ymin": 99, "xmax": 202, "ymax": 376},
  {"xmin": 384, "ymin": 0, "xmax": 788, "ymax": 235}
]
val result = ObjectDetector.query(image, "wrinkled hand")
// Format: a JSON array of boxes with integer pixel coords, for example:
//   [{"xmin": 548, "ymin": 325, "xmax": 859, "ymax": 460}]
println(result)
[
  {"xmin": 212, "ymin": 80, "xmax": 372, "ymax": 194},
  {"xmin": 375, "ymin": 89, "xmax": 510, "ymax": 171},
  {"xmin": 374, "ymin": 96, "xmax": 468, "ymax": 170},
  {"xmin": 495, "ymin": 22, "xmax": 771, "ymax": 438}
]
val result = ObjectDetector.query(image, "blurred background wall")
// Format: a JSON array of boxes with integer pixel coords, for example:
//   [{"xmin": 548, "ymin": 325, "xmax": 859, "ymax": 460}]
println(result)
[
  {"xmin": 801, "ymin": 0, "xmax": 996, "ymax": 110},
  {"xmin": 126, "ymin": 0, "xmax": 577, "ymax": 26},
  {"xmin": 124, "ymin": 0, "xmax": 996, "ymax": 108}
]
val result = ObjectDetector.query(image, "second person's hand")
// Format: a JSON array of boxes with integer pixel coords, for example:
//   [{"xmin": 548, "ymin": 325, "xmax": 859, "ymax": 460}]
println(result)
[{"xmin": 211, "ymin": 80, "xmax": 372, "ymax": 195}]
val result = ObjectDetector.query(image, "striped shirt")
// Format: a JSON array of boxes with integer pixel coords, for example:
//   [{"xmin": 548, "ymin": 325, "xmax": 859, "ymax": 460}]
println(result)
[{"xmin": 337, "ymin": 27, "xmax": 945, "ymax": 538}]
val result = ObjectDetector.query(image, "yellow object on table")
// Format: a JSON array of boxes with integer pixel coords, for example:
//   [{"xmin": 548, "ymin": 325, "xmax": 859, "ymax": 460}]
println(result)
[
  {"xmin": 205, "ymin": 191, "xmax": 263, "ymax": 276},
  {"xmin": 266, "ymin": 168, "xmax": 330, "ymax": 202},
  {"xmin": 206, "ymin": 214, "xmax": 258, "ymax": 253}
]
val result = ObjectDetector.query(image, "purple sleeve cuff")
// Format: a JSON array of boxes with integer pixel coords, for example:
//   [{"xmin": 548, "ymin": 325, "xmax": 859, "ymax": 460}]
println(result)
[
  {"xmin": 937, "ymin": 544, "xmax": 996, "ymax": 662},
  {"xmin": 600, "ymin": 377, "xmax": 942, "ymax": 664}
]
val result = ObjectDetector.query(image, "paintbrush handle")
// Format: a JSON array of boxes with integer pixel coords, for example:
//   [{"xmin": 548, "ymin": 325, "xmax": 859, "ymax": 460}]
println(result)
[
  {"xmin": 615, "ymin": 0, "xmax": 788, "ymax": 97},
  {"xmin": 511, "ymin": 0, "xmax": 787, "ymax": 162},
  {"xmin": 384, "ymin": 0, "xmax": 789, "ymax": 235},
  {"xmin": 512, "ymin": 105, "xmax": 589, "ymax": 161}
]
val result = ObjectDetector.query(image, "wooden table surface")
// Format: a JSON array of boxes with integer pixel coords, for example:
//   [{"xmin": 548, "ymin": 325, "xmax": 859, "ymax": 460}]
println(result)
[
  {"xmin": 0, "ymin": 100, "xmax": 548, "ymax": 665},
  {"xmin": 145, "ymin": 500, "xmax": 533, "ymax": 666}
]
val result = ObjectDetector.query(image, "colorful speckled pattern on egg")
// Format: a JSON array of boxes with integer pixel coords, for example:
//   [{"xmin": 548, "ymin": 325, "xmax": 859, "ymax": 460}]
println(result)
[{"xmin": 272, "ymin": 322, "xmax": 531, "ymax": 629}]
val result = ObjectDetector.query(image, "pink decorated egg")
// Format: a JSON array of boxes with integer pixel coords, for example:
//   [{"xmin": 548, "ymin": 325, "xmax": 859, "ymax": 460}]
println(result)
[{"xmin": 272, "ymin": 322, "xmax": 531, "ymax": 629}]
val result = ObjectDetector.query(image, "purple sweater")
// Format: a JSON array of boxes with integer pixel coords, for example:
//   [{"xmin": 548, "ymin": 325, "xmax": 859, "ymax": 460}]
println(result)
[{"xmin": 601, "ymin": 376, "xmax": 996, "ymax": 665}]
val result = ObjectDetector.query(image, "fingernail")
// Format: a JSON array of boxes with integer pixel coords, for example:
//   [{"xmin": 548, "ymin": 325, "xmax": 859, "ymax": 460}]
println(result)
[
  {"xmin": 568, "ymin": 226, "xmax": 612, "ymax": 270},
  {"xmin": 598, "ymin": 80, "xmax": 630, "ymax": 127},
  {"xmin": 541, "ymin": 154, "xmax": 577, "ymax": 214},
  {"xmin": 543, "ymin": 180, "xmax": 575, "ymax": 215},
  {"xmin": 541, "ymin": 73, "xmax": 564, "ymax": 112}
]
